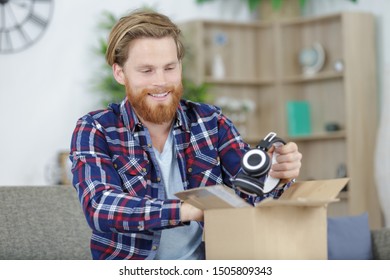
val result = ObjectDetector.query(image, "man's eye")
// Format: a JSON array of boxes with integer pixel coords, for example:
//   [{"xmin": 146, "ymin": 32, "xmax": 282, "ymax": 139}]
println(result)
[
  {"xmin": 165, "ymin": 66, "xmax": 176, "ymax": 71},
  {"xmin": 141, "ymin": 69, "xmax": 152, "ymax": 73}
]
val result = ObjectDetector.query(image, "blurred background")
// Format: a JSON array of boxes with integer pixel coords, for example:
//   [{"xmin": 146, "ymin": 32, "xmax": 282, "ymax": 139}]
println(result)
[
  {"xmin": 0, "ymin": 0, "xmax": 254, "ymax": 185},
  {"xmin": 1, "ymin": 0, "xmax": 389, "ymax": 227}
]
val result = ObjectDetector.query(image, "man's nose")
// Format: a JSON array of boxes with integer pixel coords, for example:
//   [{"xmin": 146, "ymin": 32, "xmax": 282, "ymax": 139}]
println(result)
[{"xmin": 152, "ymin": 70, "xmax": 167, "ymax": 86}]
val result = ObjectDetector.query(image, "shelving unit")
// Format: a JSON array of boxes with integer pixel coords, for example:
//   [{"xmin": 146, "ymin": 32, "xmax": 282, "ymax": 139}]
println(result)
[{"xmin": 180, "ymin": 12, "xmax": 382, "ymax": 228}]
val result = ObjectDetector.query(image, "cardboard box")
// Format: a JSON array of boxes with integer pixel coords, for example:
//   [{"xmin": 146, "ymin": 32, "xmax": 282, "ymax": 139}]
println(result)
[{"xmin": 176, "ymin": 178, "xmax": 349, "ymax": 260}]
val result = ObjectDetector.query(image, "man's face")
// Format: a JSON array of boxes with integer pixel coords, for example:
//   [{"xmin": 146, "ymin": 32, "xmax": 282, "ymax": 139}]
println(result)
[{"xmin": 113, "ymin": 37, "xmax": 183, "ymax": 124}]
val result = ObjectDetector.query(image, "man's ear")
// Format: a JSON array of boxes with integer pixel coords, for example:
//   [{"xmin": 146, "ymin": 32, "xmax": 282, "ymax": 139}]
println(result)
[{"xmin": 112, "ymin": 63, "xmax": 125, "ymax": 85}]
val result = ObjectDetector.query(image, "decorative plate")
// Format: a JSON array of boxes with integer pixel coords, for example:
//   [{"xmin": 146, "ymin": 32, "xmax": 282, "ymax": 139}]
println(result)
[{"xmin": 298, "ymin": 42, "xmax": 326, "ymax": 76}]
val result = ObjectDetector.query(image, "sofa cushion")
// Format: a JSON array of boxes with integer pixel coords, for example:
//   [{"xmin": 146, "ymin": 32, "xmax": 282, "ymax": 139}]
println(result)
[
  {"xmin": 371, "ymin": 228, "xmax": 390, "ymax": 260},
  {"xmin": 0, "ymin": 186, "xmax": 91, "ymax": 260},
  {"xmin": 327, "ymin": 212, "xmax": 373, "ymax": 260}
]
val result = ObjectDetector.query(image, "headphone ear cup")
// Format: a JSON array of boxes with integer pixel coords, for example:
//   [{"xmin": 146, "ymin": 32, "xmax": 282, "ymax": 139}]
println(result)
[
  {"xmin": 241, "ymin": 148, "xmax": 271, "ymax": 177},
  {"xmin": 231, "ymin": 172, "xmax": 264, "ymax": 196}
]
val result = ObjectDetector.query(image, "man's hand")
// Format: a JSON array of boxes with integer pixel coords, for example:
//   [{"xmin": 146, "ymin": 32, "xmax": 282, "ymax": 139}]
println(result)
[
  {"xmin": 180, "ymin": 202, "xmax": 204, "ymax": 222},
  {"xmin": 268, "ymin": 142, "xmax": 302, "ymax": 182}
]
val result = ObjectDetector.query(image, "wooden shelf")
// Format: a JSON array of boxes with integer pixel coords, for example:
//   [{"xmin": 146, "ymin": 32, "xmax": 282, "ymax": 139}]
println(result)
[
  {"xmin": 180, "ymin": 12, "xmax": 381, "ymax": 228},
  {"xmin": 278, "ymin": 13, "xmax": 342, "ymax": 26},
  {"xmin": 282, "ymin": 72, "xmax": 343, "ymax": 84},
  {"xmin": 287, "ymin": 131, "xmax": 346, "ymax": 142},
  {"xmin": 204, "ymin": 77, "xmax": 276, "ymax": 86}
]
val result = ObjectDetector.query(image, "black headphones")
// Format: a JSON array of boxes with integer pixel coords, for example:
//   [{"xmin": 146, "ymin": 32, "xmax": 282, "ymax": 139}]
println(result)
[{"xmin": 231, "ymin": 132, "xmax": 286, "ymax": 196}]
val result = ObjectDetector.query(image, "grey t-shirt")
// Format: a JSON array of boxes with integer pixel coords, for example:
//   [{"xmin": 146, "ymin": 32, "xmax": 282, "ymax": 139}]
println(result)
[{"xmin": 153, "ymin": 129, "xmax": 204, "ymax": 260}]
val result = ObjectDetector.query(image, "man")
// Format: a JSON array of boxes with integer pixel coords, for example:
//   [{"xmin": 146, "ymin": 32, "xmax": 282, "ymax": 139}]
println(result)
[{"xmin": 70, "ymin": 10, "xmax": 302, "ymax": 260}]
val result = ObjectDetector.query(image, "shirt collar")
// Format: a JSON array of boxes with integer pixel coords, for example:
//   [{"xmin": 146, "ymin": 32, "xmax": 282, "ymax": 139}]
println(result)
[
  {"xmin": 175, "ymin": 101, "xmax": 190, "ymax": 132},
  {"xmin": 119, "ymin": 97, "xmax": 141, "ymax": 132}
]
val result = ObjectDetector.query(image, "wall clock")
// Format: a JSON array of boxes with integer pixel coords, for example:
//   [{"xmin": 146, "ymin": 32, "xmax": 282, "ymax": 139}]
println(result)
[{"xmin": 0, "ymin": 0, "xmax": 54, "ymax": 54}]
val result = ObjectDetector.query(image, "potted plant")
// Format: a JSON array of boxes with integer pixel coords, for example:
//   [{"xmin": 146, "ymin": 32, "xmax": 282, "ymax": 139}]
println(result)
[
  {"xmin": 196, "ymin": 0, "xmax": 306, "ymax": 11},
  {"xmin": 93, "ymin": 11, "xmax": 125, "ymax": 105},
  {"xmin": 196, "ymin": 0, "xmax": 358, "ymax": 20}
]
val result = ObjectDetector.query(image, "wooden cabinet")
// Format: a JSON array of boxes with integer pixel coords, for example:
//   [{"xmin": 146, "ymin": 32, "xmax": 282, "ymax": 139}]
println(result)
[{"xmin": 180, "ymin": 12, "xmax": 381, "ymax": 228}]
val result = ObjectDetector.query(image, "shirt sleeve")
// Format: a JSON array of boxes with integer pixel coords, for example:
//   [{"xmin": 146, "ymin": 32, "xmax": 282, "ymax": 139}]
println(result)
[{"xmin": 70, "ymin": 115, "xmax": 184, "ymax": 234}]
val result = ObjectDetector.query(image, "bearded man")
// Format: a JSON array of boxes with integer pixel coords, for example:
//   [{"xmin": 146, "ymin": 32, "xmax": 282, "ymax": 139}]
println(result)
[{"xmin": 70, "ymin": 10, "xmax": 302, "ymax": 260}]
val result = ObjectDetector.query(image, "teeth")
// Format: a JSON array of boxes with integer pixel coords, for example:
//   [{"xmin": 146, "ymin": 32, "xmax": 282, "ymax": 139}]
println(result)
[{"xmin": 150, "ymin": 92, "xmax": 168, "ymax": 97}]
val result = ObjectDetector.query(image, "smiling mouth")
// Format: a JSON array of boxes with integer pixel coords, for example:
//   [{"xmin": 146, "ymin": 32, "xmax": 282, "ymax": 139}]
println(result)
[{"xmin": 148, "ymin": 92, "xmax": 169, "ymax": 98}]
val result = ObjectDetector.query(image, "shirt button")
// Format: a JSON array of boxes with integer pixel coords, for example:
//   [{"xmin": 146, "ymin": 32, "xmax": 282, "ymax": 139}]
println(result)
[
  {"xmin": 113, "ymin": 164, "xmax": 118, "ymax": 168},
  {"xmin": 137, "ymin": 224, "xmax": 144, "ymax": 230},
  {"xmin": 169, "ymin": 221, "xmax": 176, "ymax": 226},
  {"xmin": 152, "ymin": 245, "xmax": 158, "ymax": 251},
  {"xmin": 147, "ymin": 144, "xmax": 152, "ymax": 148},
  {"xmin": 142, "ymin": 168, "xmax": 147, "ymax": 172},
  {"xmin": 156, "ymin": 177, "xmax": 161, "ymax": 182},
  {"xmin": 187, "ymin": 167, "xmax": 192, "ymax": 173}
]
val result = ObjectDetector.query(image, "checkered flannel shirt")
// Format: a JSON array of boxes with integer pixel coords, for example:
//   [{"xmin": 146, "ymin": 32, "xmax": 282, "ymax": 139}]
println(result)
[{"xmin": 70, "ymin": 98, "xmax": 289, "ymax": 259}]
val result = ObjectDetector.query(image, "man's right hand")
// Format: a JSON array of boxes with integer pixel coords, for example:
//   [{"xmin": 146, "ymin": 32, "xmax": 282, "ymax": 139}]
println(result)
[{"xmin": 180, "ymin": 202, "xmax": 204, "ymax": 222}]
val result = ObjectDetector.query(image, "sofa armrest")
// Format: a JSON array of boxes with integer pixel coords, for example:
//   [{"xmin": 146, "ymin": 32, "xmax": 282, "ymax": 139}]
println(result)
[{"xmin": 371, "ymin": 228, "xmax": 390, "ymax": 260}]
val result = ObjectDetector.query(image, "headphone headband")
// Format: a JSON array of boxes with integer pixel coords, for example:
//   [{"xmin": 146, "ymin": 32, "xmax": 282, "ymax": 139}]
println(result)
[{"xmin": 257, "ymin": 132, "xmax": 286, "ymax": 150}]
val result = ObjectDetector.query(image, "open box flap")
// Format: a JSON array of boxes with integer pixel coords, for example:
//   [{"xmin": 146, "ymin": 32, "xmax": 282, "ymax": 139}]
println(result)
[
  {"xmin": 277, "ymin": 178, "xmax": 349, "ymax": 201},
  {"xmin": 175, "ymin": 178, "xmax": 349, "ymax": 210},
  {"xmin": 175, "ymin": 184, "xmax": 250, "ymax": 210}
]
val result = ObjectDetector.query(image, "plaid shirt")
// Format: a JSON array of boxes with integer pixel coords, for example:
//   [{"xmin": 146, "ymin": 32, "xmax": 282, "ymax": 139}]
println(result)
[{"xmin": 70, "ymin": 98, "xmax": 287, "ymax": 260}]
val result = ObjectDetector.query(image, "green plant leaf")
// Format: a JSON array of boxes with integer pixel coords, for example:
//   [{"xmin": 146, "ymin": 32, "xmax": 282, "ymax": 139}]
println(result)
[
  {"xmin": 271, "ymin": 0, "xmax": 283, "ymax": 10},
  {"xmin": 195, "ymin": 0, "xmax": 214, "ymax": 3},
  {"xmin": 247, "ymin": 0, "xmax": 261, "ymax": 11},
  {"xmin": 195, "ymin": 0, "xmax": 358, "ymax": 11},
  {"xmin": 182, "ymin": 79, "xmax": 212, "ymax": 104}
]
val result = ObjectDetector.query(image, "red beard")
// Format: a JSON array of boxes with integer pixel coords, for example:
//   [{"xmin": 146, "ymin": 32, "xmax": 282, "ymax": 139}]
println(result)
[{"xmin": 125, "ymin": 80, "xmax": 183, "ymax": 124}]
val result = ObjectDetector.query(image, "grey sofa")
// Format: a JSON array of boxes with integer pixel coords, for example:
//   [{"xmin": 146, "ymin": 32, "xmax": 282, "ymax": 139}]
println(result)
[
  {"xmin": 372, "ymin": 227, "xmax": 390, "ymax": 259},
  {"xmin": 0, "ymin": 185, "xmax": 389, "ymax": 260},
  {"xmin": 0, "ymin": 185, "xmax": 91, "ymax": 259}
]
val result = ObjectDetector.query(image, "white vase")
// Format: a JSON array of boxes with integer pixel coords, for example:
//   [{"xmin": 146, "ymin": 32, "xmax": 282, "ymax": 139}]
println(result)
[
  {"xmin": 374, "ymin": 69, "xmax": 390, "ymax": 228},
  {"xmin": 212, "ymin": 53, "xmax": 225, "ymax": 79}
]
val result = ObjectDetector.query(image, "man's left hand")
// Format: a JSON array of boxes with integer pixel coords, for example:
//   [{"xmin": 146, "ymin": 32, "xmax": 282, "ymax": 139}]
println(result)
[{"xmin": 268, "ymin": 142, "xmax": 302, "ymax": 182}]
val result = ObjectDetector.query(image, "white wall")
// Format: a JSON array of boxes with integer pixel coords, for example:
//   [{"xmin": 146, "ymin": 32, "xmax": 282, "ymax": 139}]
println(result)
[{"xmin": 0, "ymin": 0, "xmax": 388, "ymax": 185}]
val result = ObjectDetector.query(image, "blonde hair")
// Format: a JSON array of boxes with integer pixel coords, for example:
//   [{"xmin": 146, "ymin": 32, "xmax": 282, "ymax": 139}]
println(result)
[{"xmin": 106, "ymin": 10, "xmax": 185, "ymax": 66}]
